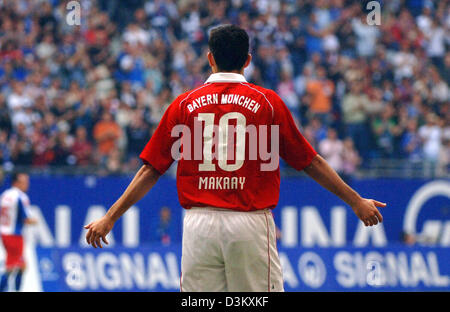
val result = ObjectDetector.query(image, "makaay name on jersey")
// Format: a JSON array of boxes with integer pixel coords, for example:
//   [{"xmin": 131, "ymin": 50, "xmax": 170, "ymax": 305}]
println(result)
[
  {"xmin": 199, "ymin": 176, "xmax": 246, "ymax": 190},
  {"xmin": 186, "ymin": 93, "xmax": 261, "ymax": 114}
]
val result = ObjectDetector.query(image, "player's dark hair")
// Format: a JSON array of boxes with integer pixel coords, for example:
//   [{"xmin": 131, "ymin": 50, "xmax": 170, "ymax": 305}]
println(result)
[
  {"xmin": 11, "ymin": 171, "xmax": 26, "ymax": 184},
  {"xmin": 208, "ymin": 24, "xmax": 250, "ymax": 72}
]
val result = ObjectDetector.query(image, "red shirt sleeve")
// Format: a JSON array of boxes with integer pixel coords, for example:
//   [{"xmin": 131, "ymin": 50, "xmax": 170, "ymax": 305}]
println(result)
[
  {"xmin": 269, "ymin": 90, "xmax": 317, "ymax": 171},
  {"xmin": 139, "ymin": 96, "xmax": 183, "ymax": 175}
]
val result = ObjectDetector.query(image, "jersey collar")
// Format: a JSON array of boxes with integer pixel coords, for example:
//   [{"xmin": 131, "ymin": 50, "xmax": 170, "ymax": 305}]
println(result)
[
  {"xmin": 205, "ymin": 73, "xmax": 247, "ymax": 83},
  {"xmin": 11, "ymin": 186, "xmax": 24, "ymax": 194}
]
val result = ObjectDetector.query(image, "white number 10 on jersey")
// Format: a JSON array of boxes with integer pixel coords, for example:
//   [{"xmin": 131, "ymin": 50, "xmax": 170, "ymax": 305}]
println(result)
[{"xmin": 197, "ymin": 112, "xmax": 246, "ymax": 172}]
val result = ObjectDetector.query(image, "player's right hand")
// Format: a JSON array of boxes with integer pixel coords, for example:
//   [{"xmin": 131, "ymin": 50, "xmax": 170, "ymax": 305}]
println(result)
[
  {"xmin": 84, "ymin": 216, "xmax": 114, "ymax": 248},
  {"xmin": 351, "ymin": 198, "xmax": 386, "ymax": 227}
]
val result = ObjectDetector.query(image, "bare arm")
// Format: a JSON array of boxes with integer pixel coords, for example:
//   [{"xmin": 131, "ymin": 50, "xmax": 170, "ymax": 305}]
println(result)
[
  {"xmin": 84, "ymin": 164, "xmax": 161, "ymax": 248},
  {"xmin": 24, "ymin": 218, "xmax": 38, "ymax": 225},
  {"xmin": 304, "ymin": 155, "xmax": 386, "ymax": 226}
]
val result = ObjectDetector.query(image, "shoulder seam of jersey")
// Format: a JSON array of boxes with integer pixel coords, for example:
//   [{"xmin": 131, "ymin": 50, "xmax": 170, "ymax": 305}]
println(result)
[
  {"xmin": 178, "ymin": 83, "xmax": 212, "ymax": 109},
  {"xmin": 239, "ymin": 82, "xmax": 274, "ymax": 117}
]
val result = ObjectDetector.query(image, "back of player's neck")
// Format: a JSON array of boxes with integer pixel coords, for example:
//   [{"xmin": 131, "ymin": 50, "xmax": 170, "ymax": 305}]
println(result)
[{"xmin": 214, "ymin": 70, "xmax": 243, "ymax": 75}]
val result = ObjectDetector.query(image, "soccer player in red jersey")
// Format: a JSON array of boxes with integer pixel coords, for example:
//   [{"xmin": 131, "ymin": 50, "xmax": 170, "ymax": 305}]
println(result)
[{"xmin": 85, "ymin": 25, "xmax": 386, "ymax": 292}]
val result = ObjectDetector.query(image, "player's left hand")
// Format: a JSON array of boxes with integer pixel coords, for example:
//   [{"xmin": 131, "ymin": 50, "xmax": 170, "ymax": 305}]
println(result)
[
  {"xmin": 351, "ymin": 198, "xmax": 386, "ymax": 227},
  {"xmin": 84, "ymin": 216, "xmax": 114, "ymax": 248}
]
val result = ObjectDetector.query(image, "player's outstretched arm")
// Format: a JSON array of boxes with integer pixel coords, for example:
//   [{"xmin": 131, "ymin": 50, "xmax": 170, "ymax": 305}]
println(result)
[
  {"xmin": 84, "ymin": 164, "xmax": 161, "ymax": 248},
  {"xmin": 303, "ymin": 154, "xmax": 386, "ymax": 227}
]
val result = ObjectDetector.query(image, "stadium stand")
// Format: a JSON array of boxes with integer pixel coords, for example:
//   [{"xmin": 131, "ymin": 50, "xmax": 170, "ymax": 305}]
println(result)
[{"xmin": 0, "ymin": 0, "xmax": 448, "ymax": 177}]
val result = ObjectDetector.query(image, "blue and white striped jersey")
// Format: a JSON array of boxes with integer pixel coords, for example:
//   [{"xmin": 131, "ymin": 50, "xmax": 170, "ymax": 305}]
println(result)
[{"xmin": 0, "ymin": 187, "xmax": 32, "ymax": 235}]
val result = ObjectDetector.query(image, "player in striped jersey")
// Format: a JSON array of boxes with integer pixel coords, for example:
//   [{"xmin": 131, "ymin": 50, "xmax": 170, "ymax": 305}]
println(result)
[{"xmin": 0, "ymin": 172, "xmax": 37, "ymax": 292}]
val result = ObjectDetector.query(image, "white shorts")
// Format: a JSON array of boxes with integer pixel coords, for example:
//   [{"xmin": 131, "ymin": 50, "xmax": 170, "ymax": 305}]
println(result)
[{"xmin": 180, "ymin": 207, "xmax": 284, "ymax": 292}]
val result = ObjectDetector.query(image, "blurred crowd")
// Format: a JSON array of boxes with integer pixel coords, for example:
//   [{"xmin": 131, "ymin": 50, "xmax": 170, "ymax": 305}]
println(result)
[{"xmin": 0, "ymin": 0, "xmax": 449, "ymax": 176}]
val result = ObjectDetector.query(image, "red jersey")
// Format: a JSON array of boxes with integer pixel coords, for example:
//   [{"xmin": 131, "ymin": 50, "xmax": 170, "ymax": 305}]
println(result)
[{"xmin": 140, "ymin": 73, "xmax": 317, "ymax": 211}]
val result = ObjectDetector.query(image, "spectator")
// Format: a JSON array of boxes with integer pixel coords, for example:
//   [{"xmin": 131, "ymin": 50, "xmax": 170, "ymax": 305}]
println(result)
[
  {"xmin": 419, "ymin": 113, "xmax": 443, "ymax": 177},
  {"xmin": 341, "ymin": 81, "xmax": 371, "ymax": 158},
  {"xmin": 304, "ymin": 117, "xmax": 328, "ymax": 150},
  {"xmin": 305, "ymin": 66, "xmax": 335, "ymax": 123},
  {"xmin": 318, "ymin": 128, "xmax": 344, "ymax": 174},
  {"xmin": 10, "ymin": 123, "xmax": 33, "ymax": 166},
  {"xmin": 442, "ymin": 52, "xmax": 450, "ymax": 85},
  {"xmin": 430, "ymin": 67, "xmax": 449, "ymax": 103},
  {"xmin": 31, "ymin": 120, "xmax": 53, "ymax": 167},
  {"xmin": 416, "ymin": 6, "xmax": 433, "ymax": 34},
  {"xmin": 0, "ymin": 94, "xmax": 12, "ymax": 134},
  {"xmin": 0, "ymin": 130, "xmax": 11, "ymax": 167},
  {"xmin": 71, "ymin": 126, "xmax": 93, "ymax": 166},
  {"xmin": 51, "ymin": 129, "xmax": 73, "ymax": 166},
  {"xmin": 36, "ymin": 34, "xmax": 56, "ymax": 60},
  {"xmin": 7, "ymin": 81, "xmax": 32, "ymax": 113},
  {"xmin": 126, "ymin": 111, "xmax": 150, "ymax": 161},
  {"xmin": 351, "ymin": 13, "xmax": 380, "ymax": 58},
  {"xmin": 424, "ymin": 19, "xmax": 446, "ymax": 68},
  {"xmin": 371, "ymin": 104, "xmax": 402, "ymax": 157},
  {"xmin": 341, "ymin": 137, "xmax": 361, "ymax": 182},
  {"xmin": 438, "ymin": 136, "xmax": 450, "ymax": 177},
  {"xmin": 402, "ymin": 118, "xmax": 422, "ymax": 163},
  {"xmin": 277, "ymin": 70, "xmax": 300, "ymax": 119},
  {"xmin": 123, "ymin": 22, "xmax": 151, "ymax": 47},
  {"xmin": 106, "ymin": 149, "xmax": 122, "ymax": 174},
  {"xmin": 390, "ymin": 42, "xmax": 418, "ymax": 82},
  {"xmin": 93, "ymin": 112, "xmax": 122, "ymax": 163}
]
